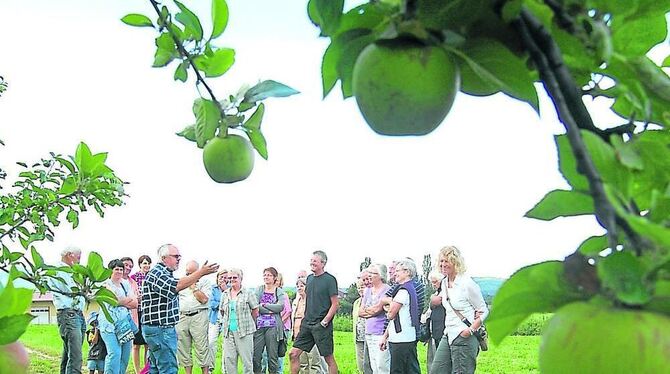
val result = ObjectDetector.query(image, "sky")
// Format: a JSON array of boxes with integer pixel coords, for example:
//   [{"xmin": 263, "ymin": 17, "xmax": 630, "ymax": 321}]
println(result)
[{"xmin": 0, "ymin": 0, "xmax": 608, "ymax": 287}]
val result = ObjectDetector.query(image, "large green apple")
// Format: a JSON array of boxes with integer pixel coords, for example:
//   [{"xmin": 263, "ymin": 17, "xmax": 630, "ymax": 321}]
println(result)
[
  {"xmin": 352, "ymin": 39, "xmax": 460, "ymax": 136},
  {"xmin": 540, "ymin": 301, "xmax": 670, "ymax": 373},
  {"xmin": 202, "ymin": 135, "xmax": 255, "ymax": 183}
]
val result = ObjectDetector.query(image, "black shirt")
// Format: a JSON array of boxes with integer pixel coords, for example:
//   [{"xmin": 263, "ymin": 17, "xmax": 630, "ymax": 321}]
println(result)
[{"xmin": 304, "ymin": 271, "xmax": 338, "ymax": 324}]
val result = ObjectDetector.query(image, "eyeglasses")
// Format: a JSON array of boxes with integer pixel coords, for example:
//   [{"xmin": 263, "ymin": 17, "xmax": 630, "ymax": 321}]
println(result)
[
  {"xmin": 167, "ymin": 254, "xmax": 182, "ymax": 260},
  {"xmin": 226, "ymin": 276, "xmax": 239, "ymax": 280}
]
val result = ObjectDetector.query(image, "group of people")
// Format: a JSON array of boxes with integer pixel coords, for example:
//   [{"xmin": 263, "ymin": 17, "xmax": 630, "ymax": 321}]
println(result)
[
  {"xmin": 49, "ymin": 244, "xmax": 487, "ymax": 374},
  {"xmin": 49, "ymin": 246, "xmax": 341, "ymax": 374},
  {"xmin": 351, "ymin": 246, "xmax": 488, "ymax": 374}
]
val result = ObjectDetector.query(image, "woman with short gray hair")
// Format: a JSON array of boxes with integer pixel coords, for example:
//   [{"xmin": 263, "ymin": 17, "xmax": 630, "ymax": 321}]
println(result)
[{"xmin": 220, "ymin": 268, "xmax": 259, "ymax": 374}]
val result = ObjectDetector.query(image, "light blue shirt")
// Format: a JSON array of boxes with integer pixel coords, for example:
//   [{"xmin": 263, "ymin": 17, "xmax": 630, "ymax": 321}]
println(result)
[{"xmin": 48, "ymin": 261, "xmax": 85, "ymax": 311}]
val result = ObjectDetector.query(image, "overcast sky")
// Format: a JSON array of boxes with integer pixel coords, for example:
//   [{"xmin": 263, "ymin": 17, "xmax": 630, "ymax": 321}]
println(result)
[{"xmin": 1, "ymin": 0, "xmax": 608, "ymax": 286}]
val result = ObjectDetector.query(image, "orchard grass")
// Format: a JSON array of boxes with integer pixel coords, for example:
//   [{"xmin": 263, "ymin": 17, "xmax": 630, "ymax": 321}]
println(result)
[{"xmin": 21, "ymin": 325, "xmax": 539, "ymax": 373}]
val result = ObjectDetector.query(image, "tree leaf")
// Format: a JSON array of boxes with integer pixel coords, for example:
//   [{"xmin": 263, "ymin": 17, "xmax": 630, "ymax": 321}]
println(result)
[
  {"xmin": 243, "ymin": 80, "xmax": 300, "ymax": 103},
  {"xmin": 449, "ymin": 39, "xmax": 539, "ymax": 113},
  {"xmin": 246, "ymin": 129, "xmax": 268, "ymax": 160},
  {"xmin": 87, "ymin": 251, "xmax": 108, "ymax": 282},
  {"xmin": 526, "ymin": 190, "xmax": 594, "ymax": 220},
  {"xmin": 174, "ymin": 60, "xmax": 188, "ymax": 82},
  {"xmin": 210, "ymin": 0, "xmax": 229, "ymax": 39},
  {"xmin": 74, "ymin": 142, "xmax": 92, "ymax": 173},
  {"xmin": 30, "ymin": 246, "xmax": 44, "ymax": 268},
  {"xmin": 202, "ymin": 48, "xmax": 235, "ymax": 78},
  {"xmin": 242, "ymin": 103, "xmax": 264, "ymax": 131},
  {"xmin": 487, "ymin": 261, "xmax": 587, "ymax": 345},
  {"xmin": 596, "ymin": 250, "xmax": 651, "ymax": 305},
  {"xmin": 308, "ymin": 0, "xmax": 344, "ymax": 37},
  {"xmin": 0, "ymin": 314, "xmax": 34, "ymax": 345},
  {"xmin": 121, "ymin": 14, "xmax": 154, "ymax": 28},
  {"xmin": 193, "ymin": 99, "xmax": 221, "ymax": 148},
  {"xmin": 153, "ymin": 33, "xmax": 177, "ymax": 67},
  {"xmin": 176, "ymin": 124, "xmax": 197, "ymax": 142},
  {"xmin": 174, "ymin": 0, "xmax": 204, "ymax": 41},
  {"xmin": 611, "ymin": 15, "xmax": 667, "ymax": 57},
  {"xmin": 66, "ymin": 209, "xmax": 79, "ymax": 229},
  {"xmin": 577, "ymin": 235, "xmax": 609, "ymax": 255},
  {"xmin": 0, "ymin": 281, "xmax": 33, "ymax": 318}
]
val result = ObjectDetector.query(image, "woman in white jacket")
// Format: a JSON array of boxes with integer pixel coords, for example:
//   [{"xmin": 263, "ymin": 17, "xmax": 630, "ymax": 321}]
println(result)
[{"xmin": 430, "ymin": 246, "xmax": 488, "ymax": 374}]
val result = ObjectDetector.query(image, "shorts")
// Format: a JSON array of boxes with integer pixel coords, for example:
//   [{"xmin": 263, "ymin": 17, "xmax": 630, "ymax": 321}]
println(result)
[
  {"xmin": 293, "ymin": 321, "xmax": 334, "ymax": 357},
  {"xmin": 87, "ymin": 359, "xmax": 105, "ymax": 371}
]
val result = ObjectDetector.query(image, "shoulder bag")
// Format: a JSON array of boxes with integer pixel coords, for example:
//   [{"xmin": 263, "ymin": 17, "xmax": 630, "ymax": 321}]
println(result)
[{"xmin": 445, "ymin": 286, "xmax": 488, "ymax": 351}]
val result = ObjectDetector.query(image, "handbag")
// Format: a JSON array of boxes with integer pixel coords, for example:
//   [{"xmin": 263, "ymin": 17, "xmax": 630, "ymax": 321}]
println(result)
[
  {"xmin": 417, "ymin": 318, "xmax": 432, "ymax": 343},
  {"xmin": 114, "ymin": 282, "xmax": 139, "ymax": 344},
  {"xmin": 445, "ymin": 288, "xmax": 489, "ymax": 351},
  {"xmin": 278, "ymin": 335, "xmax": 288, "ymax": 357}
]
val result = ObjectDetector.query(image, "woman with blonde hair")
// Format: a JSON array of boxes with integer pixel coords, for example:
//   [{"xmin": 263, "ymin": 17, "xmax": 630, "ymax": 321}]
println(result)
[{"xmin": 430, "ymin": 246, "xmax": 488, "ymax": 374}]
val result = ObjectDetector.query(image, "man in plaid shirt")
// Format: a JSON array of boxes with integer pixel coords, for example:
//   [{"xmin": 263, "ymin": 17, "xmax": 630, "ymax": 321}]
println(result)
[{"xmin": 141, "ymin": 244, "xmax": 219, "ymax": 374}]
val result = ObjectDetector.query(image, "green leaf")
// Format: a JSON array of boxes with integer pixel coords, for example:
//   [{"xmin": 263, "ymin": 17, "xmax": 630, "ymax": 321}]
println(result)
[
  {"xmin": 526, "ymin": 190, "xmax": 594, "ymax": 220},
  {"xmin": 596, "ymin": 250, "xmax": 651, "ymax": 305},
  {"xmin": 58, "ymin": 176, "xmax": 77, "ymax": 195},
  {"xmin": 153, "ymin": 33, "xmax": 177, "ymax": 67},
  {"xmin": 56, "ymin": 156, "xmax": 76, "ymax": 174},
  {"xmin": 487, "ymin": 261, "xmax": 587, "ymax": 344},
  {"xmin": 176, "ymin": 124, "xmax": 197, "ymax": 142},
  {"xmin": 210, "ymin": 0, "xmax": 229, "ymax": 39},
  {"xmin": 174, "ymin": 60, "xmax": 188, "ymax": 82},
  {"xmin": 121, "ymin": 14, "xmax": 154, "ymax": 28},
  {"xmin": 627, "ymin": 56, "xmax": 670, "ymax": 103},
  {"xmin": 0, "ymin": 314, "xmax": 35, "ymax": 345},
  {"xmin": 554, "ymin": 135, "xmax": 589, "ymax": 192},
  {"xmin": 246, "ymin": 129, "xmax": 268, "ymax": 160},
  {"xmin": 30, "ymin": 246, "xmax": 44, "ymax": 268},
  {"xmin": 611, "ymin": 15, "xmax": 667, "ymax": 57},
  {"xmin": 610, "ymin": 136, "xmax": 644, "ymax": 170},
  {"xmin": 94, "ymin": 287, "xmax": 119, "ymax": 307},
  {"xmin": 87, "ymin": 252, "xmax": 111, "ymax": 282},
  {"xmin": 582, "ymin": 131, "xmax": 630, "ymax": 197},
  {"xmin": 174, "ymin": 0, "xmax": 204, "ymax": 41},
  {"xmin": 243, "ymin": 80, "xmax": 300, "ymax": 103},
  {"xmin": 308, "ymin": 0, "xmax": 344, "ymax": 36},
  {"xmin": 202, "ymin": 48, "xmax": 235, "ymax": 78},
  {"xmin": 449, "ymin": 39, "xmax": 539, "ymax": 113},
  {"xmin": 66, "ymin": 209, "xmax": 79, "ymax": 229},
  {"xmin": 577, "ymin": 235, "xmax": 609, "ymax": 255},
  {"xmin": 0, "ymin": 281, "xmax": 33, "ymax": 318},
  {"xmin": 74, "ymin": 142, "xmax": 92, "ymax": 173},
  {"xmin": 193, "ymin": 99, "xmax": 221, "ymax": 148},
  {"xmin": 663, "ymin": 54, "xmax": 670, "ymax": 67},
  {"xmin": 243, "ymin": 103, "xmax": 264, "ymax": 131},
  {"xmin": 320, "ymin": 28, "xmax": 373, "ymax": 98}
]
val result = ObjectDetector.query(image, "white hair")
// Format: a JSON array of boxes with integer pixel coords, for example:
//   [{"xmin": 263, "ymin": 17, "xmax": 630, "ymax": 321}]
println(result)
[
  {"xmin": 61, "ymin": 246, "xmax": 81, "ymax": 257},
  {"xmin": 395, "ymin": 259, "xmax": 417, "ymax": 278},
  {"xmin": 157, "ymin": 244, "xmax": 173, "ymax": 259}
]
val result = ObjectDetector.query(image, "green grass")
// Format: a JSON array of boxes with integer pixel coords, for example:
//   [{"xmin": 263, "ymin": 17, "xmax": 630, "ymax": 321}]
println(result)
[{"xmin": 21, "ymin": 325, "xmax": 539, "ymax": 373}]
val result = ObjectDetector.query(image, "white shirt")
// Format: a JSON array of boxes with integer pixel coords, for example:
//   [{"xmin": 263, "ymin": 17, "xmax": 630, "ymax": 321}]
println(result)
[
  {"xmin": 179, "ymin": 277, "xmax": 212, "ymax": 313},
  {"xmin": 388, "ymin": 289, "xmax": 416, "ymax": 343},
  {"xmin": 440, "ymin": 274, "xmax": 489, "ymax": 345}
]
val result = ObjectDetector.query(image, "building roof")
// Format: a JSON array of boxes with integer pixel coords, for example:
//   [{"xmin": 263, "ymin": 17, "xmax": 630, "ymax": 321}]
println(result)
[{"xmin": 32, "ymin": 292, "xmax": 54, "ymax": 302}]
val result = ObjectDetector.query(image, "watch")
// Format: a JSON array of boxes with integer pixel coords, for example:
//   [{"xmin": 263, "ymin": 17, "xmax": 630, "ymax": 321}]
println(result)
[{"xmin": 320, "ymin": 321, "xmax": 328, "ymax": 327}]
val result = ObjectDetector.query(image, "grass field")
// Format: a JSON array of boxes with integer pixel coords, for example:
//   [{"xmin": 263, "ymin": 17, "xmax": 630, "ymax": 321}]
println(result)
[{"xmin": 21, "ymin": 325, "xmax": 540, "ymax": 373}]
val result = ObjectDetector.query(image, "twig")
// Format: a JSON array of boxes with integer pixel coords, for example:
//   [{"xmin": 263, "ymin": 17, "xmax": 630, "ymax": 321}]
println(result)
[{"xmin": 148, "ymin": 0, "xmax": 222, "ymax": 112}]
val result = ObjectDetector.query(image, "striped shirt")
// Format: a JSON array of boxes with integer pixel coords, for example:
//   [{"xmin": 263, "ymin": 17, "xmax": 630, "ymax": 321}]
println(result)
[{"xmin": 141, "ymin": 262, "xmax": 179, "ymax": 326}]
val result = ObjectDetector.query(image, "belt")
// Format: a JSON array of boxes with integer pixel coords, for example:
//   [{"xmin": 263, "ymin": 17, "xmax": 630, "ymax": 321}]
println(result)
[
  {"xmin": 181, "ymin": 309, "xmax": 205, "ymax": 317},
  {"xmin": 57, "ymin": 308, "xmax": 82, "ymax": 313}
]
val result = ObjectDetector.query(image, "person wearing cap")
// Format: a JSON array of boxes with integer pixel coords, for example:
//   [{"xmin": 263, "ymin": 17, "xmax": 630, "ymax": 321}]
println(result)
[
  {"xmin": 85, "ymin": 312, "xmax": 106, "ymax": 374},
  {"xmin": 48, "ymin": 246, "xmax": 86, "ymax": 374},
  {"xmin": 141, "ymin": 244, "xmax": 219, "ymax": 374}
]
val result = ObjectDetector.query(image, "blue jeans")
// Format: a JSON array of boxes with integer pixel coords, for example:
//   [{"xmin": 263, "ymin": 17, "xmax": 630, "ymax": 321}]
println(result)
[
  {"xmin": 143, "ymin": 325, "xmax": 178, "ymax": 374},
  {"xmin": 56, "ymin": 309, "xmax": 85, "ymax": 374},
  {"xmin": 100, "ymin": 331, "xmax": 132, "ymax": 374}
]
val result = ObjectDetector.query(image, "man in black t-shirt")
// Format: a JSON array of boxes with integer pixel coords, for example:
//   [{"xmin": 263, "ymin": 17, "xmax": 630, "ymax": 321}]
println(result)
[{"xmin": 289, "ymin": 250, "xmax": 339, "ymax": 374}]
